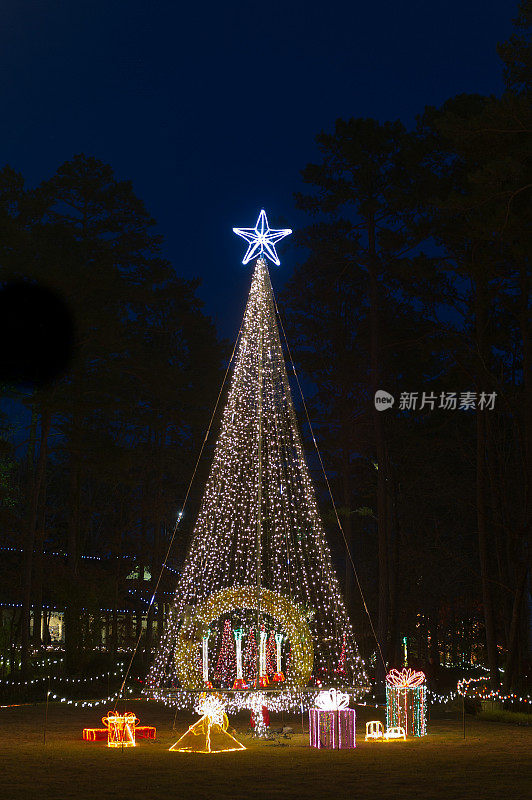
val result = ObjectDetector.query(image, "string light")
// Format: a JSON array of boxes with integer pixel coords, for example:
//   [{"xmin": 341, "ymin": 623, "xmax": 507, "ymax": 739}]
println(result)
[
  {"xmin": 213, "ymin": 620, "xmax": 236, "ymax": 687},
  {"xmin": 0, "ymin": 666, "xmax": 125, "ymax": 687},
  {"xmin": 51, "ymin": 688, "xmax": 135, "ymax": 707},
  {"xmin": 248, "ymin": 691, "xmax": 269, "ymax": 737},
  {"xmin": 148, "ymin": 683, "xmax": 381, "ymax": 716}
]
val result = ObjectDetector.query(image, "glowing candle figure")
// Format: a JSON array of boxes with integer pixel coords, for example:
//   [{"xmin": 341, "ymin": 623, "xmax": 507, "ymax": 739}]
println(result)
[
  {"xmin": 232, "ymin": 628, "xmax": 247, "ymax": 689},
  {"xmin": 257, "ymin": 627, "xmax": 269, "ymax": 687},
  {"xmin": 273, "ymin": 632, "xmax": 285, "ymax": 682},
  {"xmin": 202, "ymin": 630, "xmax": 212, "ymax": 688}
]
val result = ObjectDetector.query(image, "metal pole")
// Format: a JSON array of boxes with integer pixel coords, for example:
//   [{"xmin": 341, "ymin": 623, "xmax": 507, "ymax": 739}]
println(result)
[
  {"xmin": 256, "ymin": 259, "xmax": 264, "ymax": 688},
  {"xmin": 462, "ymin": 694, "xmax": 466, "ymax": 739},
  {"xmin": 43, "ymin": 675, "xmax": 50, "ymax": 746}
]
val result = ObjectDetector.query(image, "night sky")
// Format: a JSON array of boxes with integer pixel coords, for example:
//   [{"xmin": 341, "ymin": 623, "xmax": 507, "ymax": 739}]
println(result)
[{"xmin": 1, "ymin": 0, "xmax": 513, "ymax": 337}]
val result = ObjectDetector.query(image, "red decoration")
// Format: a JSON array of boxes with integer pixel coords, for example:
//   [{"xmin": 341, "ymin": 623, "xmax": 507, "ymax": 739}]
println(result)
[
  {"xmin": 83, "ymin": 725, "xmax": 156, "ymax": 742},
  {"xmin": 243, "ymin": 628, "xmax": 258, "ymax": 683},
  {"xmin": 335, "ymin": 633, "xmax": 347, "ymax": 677},
  {"xmin": 214, "ymin": 619, "xmax": 236, "ymax": 687}
]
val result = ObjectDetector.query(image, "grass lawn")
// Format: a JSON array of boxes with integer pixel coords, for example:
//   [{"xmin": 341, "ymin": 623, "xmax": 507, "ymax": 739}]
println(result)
[{"xmin": 0, "ymin": 700, "xmax": 530, "ymax": 800}]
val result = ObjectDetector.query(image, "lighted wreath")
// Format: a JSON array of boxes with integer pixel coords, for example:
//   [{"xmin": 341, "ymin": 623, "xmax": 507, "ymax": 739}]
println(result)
[{"xmin": 174, "ymin": 585, "xmax": 314, "ymax": 688}]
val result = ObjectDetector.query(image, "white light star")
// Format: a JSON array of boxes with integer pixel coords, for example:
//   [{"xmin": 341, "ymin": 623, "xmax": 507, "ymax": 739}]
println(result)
[{"xmin": 233, "ymin": 209, "xmax": 292, "ymax": 266}]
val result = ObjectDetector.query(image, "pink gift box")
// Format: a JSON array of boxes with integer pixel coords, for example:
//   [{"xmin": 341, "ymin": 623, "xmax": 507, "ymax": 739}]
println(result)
[{"xmin": 309, "ymin": 707, "xmax": 356, "ymax": 749}]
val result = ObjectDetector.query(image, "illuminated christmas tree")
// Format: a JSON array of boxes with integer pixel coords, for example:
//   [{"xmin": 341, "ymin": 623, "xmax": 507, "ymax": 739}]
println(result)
[
  {"xmin": 147, "ymin": 210, "xmax": 368, "ymax": 692},
  {"xmin": 213, "ymin": 620, "xmax": 236, "ymax": 687},
  {"xmin": 266, "ymin": 632, "xmax": 276, "ymax": 678},
  {"xmin": 243, "ymin": 628, "xmax": 258, "ymax": 684},
  {"xmin": 214, "ymin": 619, "xmax": 236, "ymax": 686}
]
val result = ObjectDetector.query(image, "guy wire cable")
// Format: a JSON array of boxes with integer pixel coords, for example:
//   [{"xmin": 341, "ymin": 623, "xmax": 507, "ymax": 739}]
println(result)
[
  {"xmin": 273, "ymin": 293, "xmax": 387, "ymax": 674},
  {"xmin": 115, "ymin": 313, "xmax": 247, "ymax": 706}
]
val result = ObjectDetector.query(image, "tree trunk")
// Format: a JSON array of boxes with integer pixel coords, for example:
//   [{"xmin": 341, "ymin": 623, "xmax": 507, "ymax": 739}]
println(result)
[
  {"xmin": 20, "ymin": 407, "xmax": 51, "ymax": 676},
  {"xmin": 367, "ymin": 215, "xmax": 389, "ymax": 684},
  {"xmin": 474, "ymin": 274, "xmax": 499, "ymax": 687},
  {"xmin": 64, "ymin": 420, "xmax": 82, "ymax": 673},
  {"xmin": 503, "ymin": 563, "xmax": 527, "ymax": 691},
  {"xmin": 31, "ymin": 473, "xmax": 48, "ymax": 647}
]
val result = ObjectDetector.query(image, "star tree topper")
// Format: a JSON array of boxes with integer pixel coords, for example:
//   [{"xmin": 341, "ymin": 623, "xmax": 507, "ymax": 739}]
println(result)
[{"xmin": 233, "ymin": 209, "xmax": 292, "ymax": 266}]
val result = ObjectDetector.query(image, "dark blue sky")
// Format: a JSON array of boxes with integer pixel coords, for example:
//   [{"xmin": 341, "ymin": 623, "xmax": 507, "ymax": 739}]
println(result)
[{"xmin": 1, "ymin": 0, "xmax": 513, "ymax": 338}]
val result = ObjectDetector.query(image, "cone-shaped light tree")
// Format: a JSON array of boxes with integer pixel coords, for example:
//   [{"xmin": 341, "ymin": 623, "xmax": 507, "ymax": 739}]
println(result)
[{"xmin": 147, "ymin": 211, "xmax": 367, "ymax": 691}]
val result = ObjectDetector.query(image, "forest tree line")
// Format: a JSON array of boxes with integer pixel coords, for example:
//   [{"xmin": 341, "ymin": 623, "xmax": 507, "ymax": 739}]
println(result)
[
  {"xmin": 282, "ymin": 4, "xmax": 530, "ymax": 690},
  {"xmin": 0, "ymin": 2, "xmax": 529, "ymax": 690}
]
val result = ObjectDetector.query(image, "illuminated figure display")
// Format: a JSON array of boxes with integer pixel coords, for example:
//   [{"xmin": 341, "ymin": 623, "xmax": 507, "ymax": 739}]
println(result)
[
  {"xmin": 146, "ymin": 210, "xmax": 368, "ymax": 705},
  {"xmin": 169, "ymin": 694, "xmax": 246, "ymax": 754}
]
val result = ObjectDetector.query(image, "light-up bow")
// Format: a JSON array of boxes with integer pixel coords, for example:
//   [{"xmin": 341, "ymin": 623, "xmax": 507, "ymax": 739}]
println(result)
[
  {"xmin": 385, "ymin": 668, "xmax": 425, "ymax": 688},
  {"xmin": 315, "ymin": 689, "xmax": 350, "ymax": 710}
]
